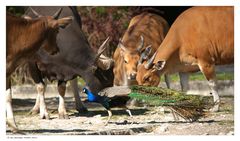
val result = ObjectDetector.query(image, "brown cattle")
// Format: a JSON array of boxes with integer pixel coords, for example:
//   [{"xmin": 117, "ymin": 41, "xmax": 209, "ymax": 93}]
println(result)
[
  {"xmin": 136, "ymin": 6, "xmax": 234, "ymax": 112},
  {"xmin": 6, "ymin": 9, "xmax": 72, "ymax": 132},
  {"xmin": 113, "ymin": 12, "xmax": 169, "ymax": 86}
]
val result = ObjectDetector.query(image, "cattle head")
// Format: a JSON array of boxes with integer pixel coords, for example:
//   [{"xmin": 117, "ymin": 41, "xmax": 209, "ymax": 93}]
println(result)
[
  {"xmin": 136, "ymin": 51, "xmax": 166, "ymax": 86},
  {"xmin": 118, "ymin": 35, "xmax": 152, "ymax": 81},
  {"xmin": 29, "ymin": 7, "xmax": 73, "ymax": 55}
]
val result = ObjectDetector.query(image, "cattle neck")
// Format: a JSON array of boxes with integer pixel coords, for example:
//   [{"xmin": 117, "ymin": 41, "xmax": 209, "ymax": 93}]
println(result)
[{"xmin": 7, "ymin": 15, "xmax": 49, "ymax": 68}]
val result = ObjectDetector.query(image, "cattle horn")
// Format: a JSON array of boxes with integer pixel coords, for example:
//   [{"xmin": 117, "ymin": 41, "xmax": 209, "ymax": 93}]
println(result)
[
  {"xmin": 29, "ymin": 7, "xmax": 42, "ymax": 17},
  {"xmin": 138, "ymin": 45, "xmax": 152, "ymax": 65},
  {"xmin": 144, "ymin": 52, "xmax": 157, "ymax": 69},
  {"xmin": 143, "ymin": 45, "xmax": 152, "ymax": 59},
  {"xmin": 95, "ymin": 37, "xmax": 110, "ymax": 62},
  {"xmin": 52, "ymin": 8, "xmax": 63, "ymax": 19},
  {"xmin": 97, "ymin": 54, "xmax": 114, "ymax": 70},
  {"xmin": 118, "ymin": 39, "xmax": 128, "ymax": 52},
  {"xmin": 137, "ymin": 35, "xmax": 144, "ymax": 52}
]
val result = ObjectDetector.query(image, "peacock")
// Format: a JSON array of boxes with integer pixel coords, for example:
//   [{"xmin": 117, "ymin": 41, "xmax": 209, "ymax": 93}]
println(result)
[
  {"xmin": 82, "ymin": 87, "xmax": 133, "ymax": 125},
  {"xmin": 82, "ymin": 85, "xmax": 213, "ymax": 124}
]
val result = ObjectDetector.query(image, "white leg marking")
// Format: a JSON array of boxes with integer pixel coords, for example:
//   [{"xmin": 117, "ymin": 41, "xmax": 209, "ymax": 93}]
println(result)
[
  {"xmin": 6, "ymin": 88, "xmax": 18, "ymax": 132},
  {"xmin": 208, "ymin": 79, "xmax": 220, "ymax": 112},
  {"xmin": 58, "ymin": 94, "xmax": 68, "ymax": 119},
  {"xmin": 30, "ymin": 91, "xmax": 40, "ymax": 115},
  {"xmin": 36, "ymin": 83, "xmax": 49, "ymax": 119}
]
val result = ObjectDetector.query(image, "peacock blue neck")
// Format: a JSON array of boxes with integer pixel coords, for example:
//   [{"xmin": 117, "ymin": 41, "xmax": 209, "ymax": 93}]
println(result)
[{"xmin": 83, "ymin": 88, "xmax": 98, "ymax": 102}]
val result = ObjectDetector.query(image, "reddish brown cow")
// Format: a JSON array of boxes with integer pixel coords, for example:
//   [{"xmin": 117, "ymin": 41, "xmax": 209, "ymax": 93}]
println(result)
[
  {"xmin": 136, "ymin": 6, "xmax": 234, "ymax": 112},
  {"xmin": 113, "ymin": 12, "xmax": 169, "ymax": 86},
  {"xmin": 6, "ymin": 9, "xmax": 72, "ymax": 132}
]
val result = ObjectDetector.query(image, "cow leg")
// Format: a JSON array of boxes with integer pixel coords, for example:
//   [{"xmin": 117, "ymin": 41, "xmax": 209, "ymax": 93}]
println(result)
[
  {"xmin": 29, "ymin": 82, "xmax": 49, "ymax": 119},
  {"xmin": 28, "ymin": 62, "xmax": 49, "ymax": 119},
  {"xmin": 198, "ymin": 62, "xmax": 219, "ymax": 112},
  {"xmin": 29, "ymin": 91, "xmax": 40, "ymax": 115},
  {"xmin": 37, "ymin": 82, "xmax": 50, "ymax": 119},
  {"xmin": 69, "ymin": 78, "xmax": 88, "ymax": 113},
  {"xmin": 179, "ymin": 72, "xmax": 189, "ymax": 92},
  {"xmin": 57, "ymin": 81, "xmax": 69, "ymax": 119},
  {"xmin": 6, "ymin": 78, "xmax": 18, "ymax": 132},
  {"xmin": 164, "ymin": 74, "xmax": 171, "ymax": 88}
]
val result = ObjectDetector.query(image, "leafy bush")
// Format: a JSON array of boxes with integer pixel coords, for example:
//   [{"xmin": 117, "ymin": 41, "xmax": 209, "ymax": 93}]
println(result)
[{"xmin": 78, "ymin": 6, "xmax": 135, "ymax": 56}]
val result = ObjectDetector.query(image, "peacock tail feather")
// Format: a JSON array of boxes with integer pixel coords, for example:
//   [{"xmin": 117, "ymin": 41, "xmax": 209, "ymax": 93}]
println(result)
[{"xmin": 128, "ymin": 85, "xmax": 213, "ymax": 121}]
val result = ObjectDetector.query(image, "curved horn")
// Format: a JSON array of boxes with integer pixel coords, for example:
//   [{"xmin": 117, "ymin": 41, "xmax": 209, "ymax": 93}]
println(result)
[
  {"xmin": 95, "ymin": 37, "xmax": 110, "ymax": 63},
  {"xmin": 118, "ymin": 39, "xmax": 128, "ymax": 52},
  {"xmin": 52, "ymin": 8, "xmax": 63, "ymax": 19},
  {"xmin": 137, "ymin": 35, "xmax": 144, "ymax": 52},
  {"xmin": 138, "ymin": 45, "xmax": 152, "ymax": 65},
  {"xmin": 144, "ymin": 52, "xmax": 157, "ymax": 69},
  {"xmin": 30, "ymin": 7, "xmax": 42, "ymax": 17},
  {"xmin": 143, "ymin": 45, "xmax": 152, "ymax": 60},
  {"xmin": 97, "ymin": 54, "xmax": 114, "ymax": 70}
]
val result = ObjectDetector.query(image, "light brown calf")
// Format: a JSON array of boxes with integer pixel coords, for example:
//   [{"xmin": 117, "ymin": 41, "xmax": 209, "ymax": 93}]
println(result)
[{"xmin": 113, "ymin": 12, "xmax": 169, "ymax": 86}]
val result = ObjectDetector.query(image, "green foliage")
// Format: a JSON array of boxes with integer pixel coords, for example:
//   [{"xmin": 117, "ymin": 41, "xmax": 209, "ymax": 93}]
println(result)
[
  {"xmin": 95, "ymin": 7, "xmax": 106, "ymax": 16},
  {"xmin": 78, "ymin": 6, "xmax": 135, "ymax": 56},
  {"xmin": 7, "ymin": 6, "xmax": 25, "ymax": 17}
]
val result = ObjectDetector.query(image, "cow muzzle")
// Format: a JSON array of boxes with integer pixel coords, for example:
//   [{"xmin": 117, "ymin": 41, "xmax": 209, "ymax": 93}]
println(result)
[{"xmin": 128, "ymin": 72, "xmax": 137, "ymax": 80}]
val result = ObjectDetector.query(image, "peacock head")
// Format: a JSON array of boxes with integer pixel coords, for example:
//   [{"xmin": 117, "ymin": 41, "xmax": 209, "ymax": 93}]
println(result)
[
  {"xmin": 82, "ymin": 87, "xmax": 98, "ymax": 102},
  {"xmin": 82, "ymin": 87, "xmax": 89, "ymax": 93}
]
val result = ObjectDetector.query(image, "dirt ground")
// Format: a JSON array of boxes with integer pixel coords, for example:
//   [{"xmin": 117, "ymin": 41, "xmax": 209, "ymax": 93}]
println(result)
[{"xmin": 6, "ymin": 94, "xmax": 234, "ymax": 135}]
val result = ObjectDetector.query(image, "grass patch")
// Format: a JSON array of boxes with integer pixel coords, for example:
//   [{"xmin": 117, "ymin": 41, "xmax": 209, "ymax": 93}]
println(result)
[{"xmin": 161, "ymin": 72, "xmax": 234, "ymax": 82}]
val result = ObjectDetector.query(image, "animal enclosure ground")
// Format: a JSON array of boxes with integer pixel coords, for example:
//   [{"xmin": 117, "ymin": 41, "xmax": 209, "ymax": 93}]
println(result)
[{"xmin": 6, "ymin": 94, "xmax": 234, "ymax": 135}]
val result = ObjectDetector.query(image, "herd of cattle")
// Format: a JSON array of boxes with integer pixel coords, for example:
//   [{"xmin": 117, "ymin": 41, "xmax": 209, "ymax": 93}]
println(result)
[{"xmin": 6, "ymin": 6, "xmax": 233, "ymax": 133}]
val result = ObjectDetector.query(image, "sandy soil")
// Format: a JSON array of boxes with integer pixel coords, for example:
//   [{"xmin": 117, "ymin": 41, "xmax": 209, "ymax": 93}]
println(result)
[{"xmin": 6, "ymin": 95, "xmax": 234, "ymax": 135}]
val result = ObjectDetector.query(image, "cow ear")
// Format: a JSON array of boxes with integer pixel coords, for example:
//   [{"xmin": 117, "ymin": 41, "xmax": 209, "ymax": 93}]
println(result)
[
  {"xmin": 57, "ymin": 16, "xmax": 73, "ymax": 29},
  {"xmin": 154, "ymin": 61, "xmax": 166, "ymax": 70}
]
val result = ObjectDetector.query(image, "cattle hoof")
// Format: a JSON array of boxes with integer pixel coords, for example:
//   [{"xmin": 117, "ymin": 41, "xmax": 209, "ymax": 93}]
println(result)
[
  {"xmin": 59, "ymin": 114, "xmax": 69, "ymax": 119},
  {"xmin": 210, "ymin": 105, "xmax": 219, "ymax": 112},
  {"xmin": 40, "ymin": 114, "xmax": 50, "ymax": 120},
  {"xmin": 10, "ymin": 128, "xmax": 20, "ymax": 134},
  {"xmin": 28, "ymin": 109, "xmax": 39, "ymax": 116},
  {"xmin": 7, "ymin": 119, "xmax": 19, "ymax": 133},
  {"xmin": 79, "ymin": 107, "xmax": 88, "ymax": 113}
]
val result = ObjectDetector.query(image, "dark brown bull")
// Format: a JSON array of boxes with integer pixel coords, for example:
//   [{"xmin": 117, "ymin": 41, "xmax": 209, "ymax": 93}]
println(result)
[
  {"xmin": 6, "ymin": 8, "xmax": 72, "ymax": 132},
  {"xmin": 24, "ymin": 7, "xmax": 114, "ymax": 120},
  {"xmin": 136, "ymin": 6, "xmax": 234, "ymax": 112}
]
